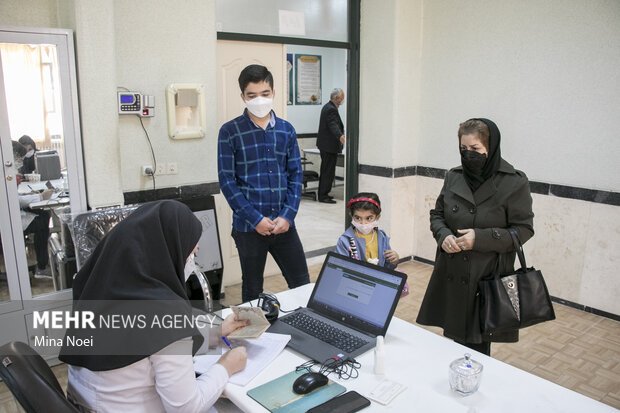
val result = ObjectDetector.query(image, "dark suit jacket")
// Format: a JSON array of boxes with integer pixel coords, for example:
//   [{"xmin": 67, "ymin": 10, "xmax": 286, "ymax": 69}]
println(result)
[{"xmin": 316, "ymin": 101, "xmax": 343, "ymax": 154}]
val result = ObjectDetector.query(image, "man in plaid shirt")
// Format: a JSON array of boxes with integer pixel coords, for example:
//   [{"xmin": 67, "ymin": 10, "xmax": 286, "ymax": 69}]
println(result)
[{"xmin": 218, "ymin": 65, "xmax": 310, "ymax": 302}]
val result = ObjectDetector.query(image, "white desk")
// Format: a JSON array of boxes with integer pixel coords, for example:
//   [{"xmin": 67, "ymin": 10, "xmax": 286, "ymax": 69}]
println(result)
[
  {"xmin": 222, "ymin": 284, "xmax": 615, "ymax": 413},
  {"xmin": 17, "ymin": 178, "xmax": 64, "ymax": 195},
  {"xmin": 17, "ymin": 179, "xmax": 69, "ymax": 209}
]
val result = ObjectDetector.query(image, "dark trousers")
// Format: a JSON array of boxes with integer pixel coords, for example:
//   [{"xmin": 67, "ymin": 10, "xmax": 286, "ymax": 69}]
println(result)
[
  {"xmin": 232, "ymin": 227, "xmax": 310, "ymax": 302},
  {"xmin": 318, "ymin": 150, "xmax": 338, "ymax": 201},
  {"xmin": 24, "ymin": 210, "xmax": 50, "ymax": 269}
]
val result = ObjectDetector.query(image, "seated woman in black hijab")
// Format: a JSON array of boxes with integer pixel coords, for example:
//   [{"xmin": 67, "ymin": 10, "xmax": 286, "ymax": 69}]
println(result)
[
  {"xmin": 416, "ymin": 118, "xmax": 534, "ymax": 356},
  {"xmin": 18, "ymin": 135, "xmax": 37, "ymax": 174},
  {"xmin": 60, "ymin": 200, "xmax": 248, "ymax": 412}
]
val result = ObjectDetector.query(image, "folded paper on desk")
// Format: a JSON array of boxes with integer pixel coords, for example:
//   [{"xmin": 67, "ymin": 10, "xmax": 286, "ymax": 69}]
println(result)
[
  {"xmin": 247, "ymin": 370, "xmax": 346, "ymax": 413},
  {"xmin": 227, "ymin": 306, "xmax": 270, "ymax": 339},
  {"xmin": 367, "ymin": 378, "xmax": 407, "ymax": 405},
  {"xmin": 194, "ymin": 332, "xmax": 290, "ymax": 386}
]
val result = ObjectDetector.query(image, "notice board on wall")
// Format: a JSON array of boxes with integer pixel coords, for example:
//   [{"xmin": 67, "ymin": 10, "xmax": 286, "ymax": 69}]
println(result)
[{"xmin": 295, "ymin": 54, "xmax": 321, "ymax": 105}]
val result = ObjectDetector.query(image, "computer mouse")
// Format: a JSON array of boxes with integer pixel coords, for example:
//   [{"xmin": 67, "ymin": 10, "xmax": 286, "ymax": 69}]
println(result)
[{"xmin": 292, "ymin": 372, "xmax": 329, "ymax": 395}]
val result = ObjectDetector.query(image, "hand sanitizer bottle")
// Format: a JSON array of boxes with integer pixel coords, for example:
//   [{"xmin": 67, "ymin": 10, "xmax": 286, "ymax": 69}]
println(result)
[{"xmin": 374, "ymin": 335, "xmax": 385, "ymax": 375}]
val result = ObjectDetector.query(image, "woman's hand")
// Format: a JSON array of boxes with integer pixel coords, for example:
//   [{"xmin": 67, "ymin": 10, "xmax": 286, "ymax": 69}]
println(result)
[
  {"xmin": 442, "ymin": 234, "xmax": 459, "ymax": 253},
  {"xmin": 384, "ymin": 250, "xmax": 399, "ymax": 265},
  {"xmin": 221, "ymin": 314, "xmax": 249, "ymax": 337},
  {"xmin": 455, "ymin": 229, "xmax": 475, "ymax": 251},
  {"xmin": 217, "ymin": 346, "xmax": 247, "ymax": 377}
]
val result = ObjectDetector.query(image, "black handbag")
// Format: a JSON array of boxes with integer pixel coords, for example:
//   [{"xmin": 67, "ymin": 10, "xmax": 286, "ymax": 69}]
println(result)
[{"xmin": 479, "ymin": 228, "xmax": 556, "ymax": 335}]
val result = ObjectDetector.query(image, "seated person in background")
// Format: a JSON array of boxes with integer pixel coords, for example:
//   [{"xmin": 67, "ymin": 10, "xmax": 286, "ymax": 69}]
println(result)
[
  {"xmin": 59, "ymin": 200, "xmax": 248, "ymax": 413},
  {"xmin": 336, "ymin": 192, "xmax": 399, "ymax": 269},
  {"xmin": 12, "ymin": 141, "xmax": 52, "ymax": 277},
  {"xmin": 18, "ymin": 134, "xmax": 37, "ymax": 174}
]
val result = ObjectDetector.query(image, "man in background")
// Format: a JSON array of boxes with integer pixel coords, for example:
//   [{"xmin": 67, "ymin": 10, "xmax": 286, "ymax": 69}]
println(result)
[
  {"xmin": 218, "ymin": 64, "xmax": 309, "ymax": 302},
  {"xmin": 316, "ymin": 88, "xmax": 345, "ymax": 204}
]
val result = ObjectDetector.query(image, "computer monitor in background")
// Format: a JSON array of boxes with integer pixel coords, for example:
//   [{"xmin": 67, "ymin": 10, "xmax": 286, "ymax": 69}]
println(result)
[{"xmin": 35, "ymin": 150, "xmax": 62, "ymax": 180}]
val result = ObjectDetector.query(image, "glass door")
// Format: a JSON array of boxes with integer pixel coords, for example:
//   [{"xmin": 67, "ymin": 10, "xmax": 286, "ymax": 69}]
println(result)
[{"xmin": 0, "ymin": 26, "xmax": 86, "ymax": 323}]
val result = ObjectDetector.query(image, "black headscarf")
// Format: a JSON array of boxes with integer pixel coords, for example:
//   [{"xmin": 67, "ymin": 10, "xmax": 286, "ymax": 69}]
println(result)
[
  {"xmin": 59, "ymin": 200, "xmax": 204, "ymax": 371},
  {"xmin": 461, "ymin": 118, "xmax": 502, "ymax": 192}
]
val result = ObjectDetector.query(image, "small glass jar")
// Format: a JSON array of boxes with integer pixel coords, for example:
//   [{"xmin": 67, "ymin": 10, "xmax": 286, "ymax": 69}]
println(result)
[{"xmin": 449, "ymin": 353, "xmax": 483, "ymax": 396}]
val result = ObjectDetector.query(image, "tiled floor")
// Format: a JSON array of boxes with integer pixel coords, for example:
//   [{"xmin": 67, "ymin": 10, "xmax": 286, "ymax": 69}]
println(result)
[{"xmin": 296, "ymin": 184, "xmax": 345, "ymax": 253}]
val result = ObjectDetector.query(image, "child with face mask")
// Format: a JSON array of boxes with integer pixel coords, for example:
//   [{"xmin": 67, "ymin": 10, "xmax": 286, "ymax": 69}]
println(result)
[{"xmin": 335, "ymin": 192, "xmax": 399, "ymax": 269}]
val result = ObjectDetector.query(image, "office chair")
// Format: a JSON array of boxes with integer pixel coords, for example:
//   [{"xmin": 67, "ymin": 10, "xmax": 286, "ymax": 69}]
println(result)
[
  {"xmin": 0, "ymin": 341, "xmax": 79, "ymax": 413},
  {"xmin": 300, "ymin": 156, "xmax": 319, "ymax": 201},
  {"xmin": 70, "ymin": 205, "xmax": 140, "ymax": 269},
  {"xmin": 70, "ymin": 206, "xmax": 214, "ymax": 312}
]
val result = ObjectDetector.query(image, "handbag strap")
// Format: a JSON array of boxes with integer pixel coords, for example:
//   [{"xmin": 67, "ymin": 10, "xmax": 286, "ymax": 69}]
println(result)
[{"xmin": 507, "ymin": 228, "xmax": 528, "ymax": 270}]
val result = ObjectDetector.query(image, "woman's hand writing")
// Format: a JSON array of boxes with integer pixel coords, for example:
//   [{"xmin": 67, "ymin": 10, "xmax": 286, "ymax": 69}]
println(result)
[{"xmin": 217, "ymin": 346, "xmax": 247, "ymax": 377}]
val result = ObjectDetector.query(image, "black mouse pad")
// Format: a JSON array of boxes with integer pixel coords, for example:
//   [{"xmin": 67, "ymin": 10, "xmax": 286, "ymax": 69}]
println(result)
[{"xmin": 247, "ymin": 370, "xmax": 346, "ymax": 413}]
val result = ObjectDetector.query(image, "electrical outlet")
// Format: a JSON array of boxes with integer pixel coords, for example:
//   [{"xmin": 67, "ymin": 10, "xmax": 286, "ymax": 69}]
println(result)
[
  {"xmin": 142, "ymin": 165, "xmax": 153, "ymax": 176},
  {"xmin": 155, "ymin": 163, "xmax": 165, "ymax": 176},
  {"xmin": 167, "ymin": 162, "xmax": 178, "ymax": 175}
]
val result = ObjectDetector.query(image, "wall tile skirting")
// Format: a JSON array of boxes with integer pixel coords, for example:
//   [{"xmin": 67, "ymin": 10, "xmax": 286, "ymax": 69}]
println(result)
[
  {"xmin": 357, "ymin": 165, "xmax": 619, "ymax": 319},
  {"xmin": 359, "ymin": 164, "xmax": 620, "ymax": 206}
]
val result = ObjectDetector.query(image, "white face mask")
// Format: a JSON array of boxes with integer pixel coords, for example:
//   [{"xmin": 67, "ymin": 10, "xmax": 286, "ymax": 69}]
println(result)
[
  {"xmin": 184, "ymin": 254, "xmax": 196, "ymax": 282},
  {"xmin": 245, "ymin": 96, "xmax": 273, "ymax": 118},
  {"xmin": 352, "ymin": 220, "xmax": 378, "ymax": 235}
]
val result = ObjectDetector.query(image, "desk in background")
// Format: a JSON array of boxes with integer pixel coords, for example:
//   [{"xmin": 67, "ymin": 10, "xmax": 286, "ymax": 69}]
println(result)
[{"xmin": 221, "ymin": 284, "xmax": 615, "ymax": 413}]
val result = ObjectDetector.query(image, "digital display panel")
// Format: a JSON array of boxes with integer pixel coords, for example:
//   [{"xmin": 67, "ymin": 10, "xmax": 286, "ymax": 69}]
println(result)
[{"xmin": 120, "ymin": 94, "xmax": 134, "ymax": 104}]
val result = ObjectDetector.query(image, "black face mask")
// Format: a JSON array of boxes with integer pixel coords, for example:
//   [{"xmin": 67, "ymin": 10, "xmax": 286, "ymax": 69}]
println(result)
[{"xmin": 461, "ymin": 150, "xmax": 487, "ymax": 176}]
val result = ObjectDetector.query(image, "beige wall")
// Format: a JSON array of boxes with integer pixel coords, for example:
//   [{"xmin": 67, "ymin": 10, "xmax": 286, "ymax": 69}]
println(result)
[
  {"xmin": 359, "ymin": 0, "xmax": 620, "ymax": 315},
  {"xmin": 2, "ymin": 0, "xmax": 618, "ymax": 311},
  {"xmin": 416, "ymin": 0, "xmax": 620, "ymax": 192},
  {"xmin": 0, "ymin": 0, "xmax": 220, "ymax": 206}
]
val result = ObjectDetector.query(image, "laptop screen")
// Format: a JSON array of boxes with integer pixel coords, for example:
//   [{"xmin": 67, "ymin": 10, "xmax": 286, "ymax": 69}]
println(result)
[{"xmin": 308, "ymin": 253, "xmax": 406, "ymax": 336}]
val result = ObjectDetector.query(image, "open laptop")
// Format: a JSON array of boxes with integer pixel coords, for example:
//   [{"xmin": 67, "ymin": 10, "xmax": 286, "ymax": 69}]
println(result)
[{"xmin": 268, "ymin": 252, "xmax": 407, "ymax": 362}]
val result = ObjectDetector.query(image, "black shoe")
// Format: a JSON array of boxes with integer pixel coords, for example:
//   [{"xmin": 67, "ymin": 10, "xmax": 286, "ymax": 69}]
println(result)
[
  {"xmin": 319, "ymin": 198, "xmax": 337, "ymax": 204},
  {"xmin": 326, "ymin": 195, "xmax": 334, "ymax": 200}
]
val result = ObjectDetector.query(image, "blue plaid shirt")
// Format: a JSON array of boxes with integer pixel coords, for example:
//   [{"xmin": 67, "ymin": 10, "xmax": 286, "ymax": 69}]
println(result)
[{"xmin": 218, "ymin": 110, "xmax": 303, "ymax": 232}]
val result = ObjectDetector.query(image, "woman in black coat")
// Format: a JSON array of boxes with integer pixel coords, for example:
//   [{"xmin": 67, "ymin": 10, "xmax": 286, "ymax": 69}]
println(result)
[{"xmin": 416, "ymin": 118, "xmax": 534, "ymax": 356}]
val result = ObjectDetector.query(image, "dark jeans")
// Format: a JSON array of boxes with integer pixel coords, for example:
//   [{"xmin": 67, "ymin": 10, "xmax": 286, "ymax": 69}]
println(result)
[
  {"xmin": 232, "ymin": 227, "xmax": 310, "ymax": 302},
  {"xmin": 24, "ymin": 210, "xmax": 50, "ymax": 269},
  {"xmin": 318, "ymin": 150, "xmax": 338, "ymax": 201}
]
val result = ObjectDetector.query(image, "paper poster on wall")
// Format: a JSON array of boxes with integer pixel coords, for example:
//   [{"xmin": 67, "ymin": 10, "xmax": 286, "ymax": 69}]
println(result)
[
  {"xmin": 295, "ymin": 54, "xmax": 321, "ymax": 105},
  {"xmin": 286, "ymin": 53, "xmax": 294, "ymax": 105}
]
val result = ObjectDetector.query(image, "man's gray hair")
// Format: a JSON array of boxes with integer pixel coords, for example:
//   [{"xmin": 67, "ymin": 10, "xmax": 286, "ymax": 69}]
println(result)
[{"xmin": 330, "ymin": 88, "xmax": 343, "ymax": 101}]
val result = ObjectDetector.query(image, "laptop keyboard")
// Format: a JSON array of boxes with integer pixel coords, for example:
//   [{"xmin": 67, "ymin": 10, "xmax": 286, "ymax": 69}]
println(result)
[{"xmin": 280, "ymin": 312, "xmax": 370, "ymax": 354}]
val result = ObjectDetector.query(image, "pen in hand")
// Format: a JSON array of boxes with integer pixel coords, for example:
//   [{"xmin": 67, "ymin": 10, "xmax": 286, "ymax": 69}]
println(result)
[{"xmin": 221, "ymin": 336, "xmax": 233, "ymax": 350}]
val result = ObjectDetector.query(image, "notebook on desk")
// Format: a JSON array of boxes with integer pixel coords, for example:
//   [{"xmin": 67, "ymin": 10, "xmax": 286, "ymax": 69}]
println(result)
[{"xmin": 268, "ymin": 252, "xmax": 407, "ymax": 362}]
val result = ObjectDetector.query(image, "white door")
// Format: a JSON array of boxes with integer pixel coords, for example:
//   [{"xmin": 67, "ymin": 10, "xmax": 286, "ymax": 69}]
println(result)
[
  {"xmin": 215, "ymin": 40, "xmax": 287, "ymax": 287},
  {"xmin": 0, "ymin": 26, "xmax": 86, "ymax": 349}
]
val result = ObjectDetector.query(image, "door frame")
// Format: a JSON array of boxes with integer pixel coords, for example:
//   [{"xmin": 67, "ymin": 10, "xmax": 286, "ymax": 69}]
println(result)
[{"xmin": 0, "ymin": 25, "xmax": 86, "ymax": 315}]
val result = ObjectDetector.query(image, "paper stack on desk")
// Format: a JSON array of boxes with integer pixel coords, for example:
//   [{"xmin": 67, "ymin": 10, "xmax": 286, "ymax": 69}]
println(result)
[
  {"xmin": 194, "ymin": 332, "xmax": 291, "ymax": 386},
  {"xmin": 227, "ymin": 306, "xmax": 271, "ymax": 339}
]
